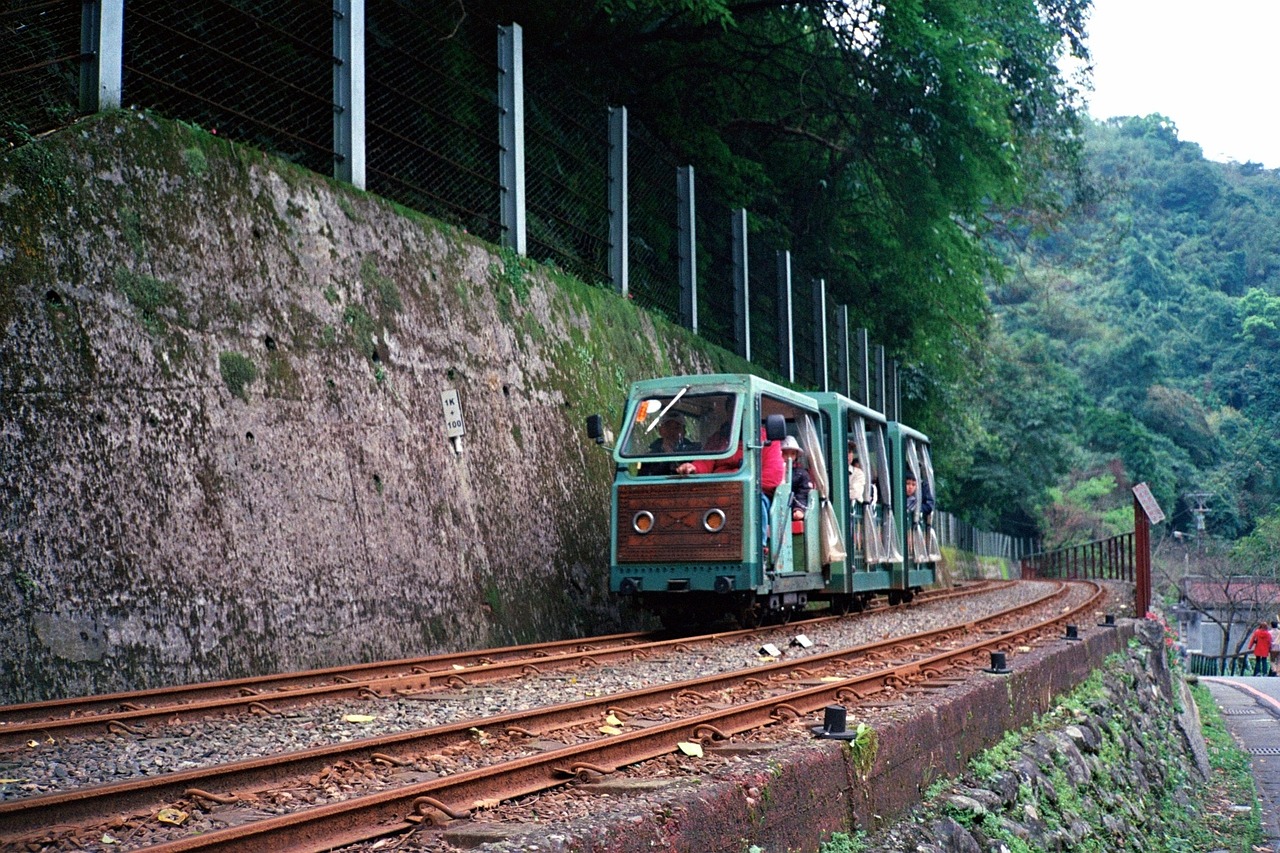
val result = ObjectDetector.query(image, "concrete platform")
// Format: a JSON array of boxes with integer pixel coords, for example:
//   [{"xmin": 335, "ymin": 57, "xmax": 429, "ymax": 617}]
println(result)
[{"xmin": 1203, "ymin": 676, "xmax": 1280, "ymax": 849}]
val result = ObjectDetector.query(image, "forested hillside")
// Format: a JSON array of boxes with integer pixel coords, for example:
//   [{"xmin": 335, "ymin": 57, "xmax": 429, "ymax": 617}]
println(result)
[{"xmin": 970, "ymin": 115, "xmax": 1280, "ymax": 552}]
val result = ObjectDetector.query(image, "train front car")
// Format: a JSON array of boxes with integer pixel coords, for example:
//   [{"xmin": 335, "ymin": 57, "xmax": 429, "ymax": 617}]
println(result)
[
  {"xmin": 887, "ymin": 421, "xmax": 941, "ymax": 600},
  {"xmin": 605, "ymin": 374, "xmax": 825, "ymax": 628}
]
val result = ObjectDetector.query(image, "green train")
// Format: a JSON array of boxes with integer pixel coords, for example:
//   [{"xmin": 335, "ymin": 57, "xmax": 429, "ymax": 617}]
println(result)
[{"xmin": 587, "ymin": 373, "xmax": 940, "ymax": 628}]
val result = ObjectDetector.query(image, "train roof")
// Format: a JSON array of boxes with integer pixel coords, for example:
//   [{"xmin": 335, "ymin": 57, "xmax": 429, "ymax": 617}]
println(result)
[
  {"xmin": 626, "ymin": 373, "xmax": 819, "ymax": 409},
  {"xmin": 806, "ymin": 391, "xmax": 888, "ymax": 425}
]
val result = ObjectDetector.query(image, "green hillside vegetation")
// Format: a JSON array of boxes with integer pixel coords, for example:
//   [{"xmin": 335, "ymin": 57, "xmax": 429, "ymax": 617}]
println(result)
[{"xmin": 973, "ymin": 115, "xmax": 1280, "ymax": 551}]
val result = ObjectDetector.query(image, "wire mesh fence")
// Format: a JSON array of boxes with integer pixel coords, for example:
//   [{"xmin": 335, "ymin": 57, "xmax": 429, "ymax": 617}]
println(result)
[
  {"xmin": 123, "ymin": 0, "xmax": 336, "ymax": 174},
  {"xmin": 694, "ymin": 182, "xmax": 736, "ymax": 354},
  {"xmin": 523, "ymin": 59, "xmax": 610, "ymax": 285},
  {"xmin": 1, "ymin": 0, "xmax": 84, "ymax": 147},
  {"xmin": 627, "ymin": 118, "xmax": 680, "ymax": 321},
  {"xmin": 365, "ymin": 1, "xmax": 501, "ymax": 244},
  {"xmin": 747, "ymin": 238, "xmax": 780, "ymax": 373}
]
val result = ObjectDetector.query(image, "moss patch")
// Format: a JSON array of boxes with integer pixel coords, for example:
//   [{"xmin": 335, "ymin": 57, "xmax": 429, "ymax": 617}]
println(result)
[{"xmin": 218, "ymin": 351, "xmax": 258, "ymax": 401}]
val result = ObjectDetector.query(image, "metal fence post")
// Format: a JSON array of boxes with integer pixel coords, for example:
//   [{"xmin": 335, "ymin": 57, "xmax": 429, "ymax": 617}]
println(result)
[
  {"xmin": 608, "ymin": 106, "xmax": 628, "ymax": 297},
  {"xmin": 731, "ymin": 208, "xmax": 750, "ymax": 360},
  {"xmin": 498, "ymin": 24, "xmax": 526, "ymax": 255},
  {"xmin": 83, "ymin": 0, "xmax": 124, "ymax": 110},
  {"xmin": 873, "ymin": 345, "xmax": 885, "ymax": 414},
  {"xmin": 886, "ymin": 359, "xmax": 898, "ymax": 422},
  {"xmin": 677, "ymin": 165, "xmax": 697, "ymax": 332},
  {"xmin": 812, "ymin": 278, "xmax": 828, "ymax": 391},
  {"xmin": 855, "ymin": 328, "xmax": 870, "ymax": 407},
  {"xmin": 333, "ymin": 0, "xmax": 366, "ymax": 188},
  {"xmin": 776, "ymin": 251, "xmax": 794, "ymax": 381},
  {"xmin": 835, "ymin": 305, "xmax": 850, "ymax": 398}
]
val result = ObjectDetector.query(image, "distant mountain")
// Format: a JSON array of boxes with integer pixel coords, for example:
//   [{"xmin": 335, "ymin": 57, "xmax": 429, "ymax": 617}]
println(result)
[{"xmin": 964, "ymin": 115, "xmax": 1280, "ymax": 546}]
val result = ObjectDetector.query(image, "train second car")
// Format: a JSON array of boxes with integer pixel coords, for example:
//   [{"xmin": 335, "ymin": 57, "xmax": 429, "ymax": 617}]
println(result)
[{"xmin": 588, "ymin": 374, "xmax": 939, "ymax": 627}]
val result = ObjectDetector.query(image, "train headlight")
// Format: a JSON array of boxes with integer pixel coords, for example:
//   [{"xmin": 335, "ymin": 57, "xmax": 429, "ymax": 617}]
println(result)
[
  {"xmin": 702, "ymin": 508, "xmax": 726, "ymax": 532},
  {"xmin": 632, "ymin": 511, "xmax": 655, "ymax": 534}
]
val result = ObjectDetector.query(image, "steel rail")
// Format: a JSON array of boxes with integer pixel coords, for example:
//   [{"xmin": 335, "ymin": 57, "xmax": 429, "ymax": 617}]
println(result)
[
  {"xmin": 0, "ymin": 630, "xmax": 660, "ymax": 726},
  {"xmin": 0, "ymin": 580, "xmax": 1058, "ymax": 846}
]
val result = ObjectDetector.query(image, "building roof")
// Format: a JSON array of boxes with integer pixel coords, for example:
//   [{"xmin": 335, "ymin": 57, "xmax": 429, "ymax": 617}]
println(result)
[{"xmin": 1181, "ymin": 576, "xmax": 1280, "ymax": 608}]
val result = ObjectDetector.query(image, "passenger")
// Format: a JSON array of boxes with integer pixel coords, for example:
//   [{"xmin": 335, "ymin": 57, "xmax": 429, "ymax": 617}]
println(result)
[
  {"xmin": 848, "ymin": 446, "xmax": 866, "ymax": 503},
  {"xmin": 676, "ymin": 422, "xmax": 785, "ymax": 498},
  {"xmin": 783, "ymin": 437, "xmax": 813, "ymax": 521},
  {"xmin": 905, "ymin": 474, "xmax": 934, "ymax": 517}
]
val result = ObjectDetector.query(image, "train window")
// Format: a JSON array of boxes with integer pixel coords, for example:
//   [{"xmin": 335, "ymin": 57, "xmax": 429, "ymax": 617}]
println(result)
[{"xmin": 620, "ymin": 391, "xmax": 740, "ymax": 461}]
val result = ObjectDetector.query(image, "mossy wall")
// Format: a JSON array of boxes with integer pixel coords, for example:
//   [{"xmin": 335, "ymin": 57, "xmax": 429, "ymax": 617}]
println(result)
[{"xmin": 0, "ymin": 110, "xmax": 753, "ymax": 703}]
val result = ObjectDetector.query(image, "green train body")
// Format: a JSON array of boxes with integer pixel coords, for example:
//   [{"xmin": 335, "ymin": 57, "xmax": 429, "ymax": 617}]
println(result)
[{"xmin": 591, "ymin": 374, "xmax": 940, "ymax": 627}]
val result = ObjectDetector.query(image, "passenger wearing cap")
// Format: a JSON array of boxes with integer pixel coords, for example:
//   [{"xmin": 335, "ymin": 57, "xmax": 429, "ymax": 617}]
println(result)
[
  {"xmin": 782, "ymin": 437, "xmax": 814, "ymax": 521},
  {"xmin": 650, "ymin": 413, "xmax": 700, "ymax": 455},
  {"xmin": 641, "ymin": 413, "xmax": 700, "ymax": 476}
]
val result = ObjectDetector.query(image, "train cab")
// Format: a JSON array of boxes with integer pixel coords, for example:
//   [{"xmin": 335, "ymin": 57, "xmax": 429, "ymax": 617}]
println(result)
[{"xmin": 596, "ymin": 374, "xmax": 826, "ymax": 627}]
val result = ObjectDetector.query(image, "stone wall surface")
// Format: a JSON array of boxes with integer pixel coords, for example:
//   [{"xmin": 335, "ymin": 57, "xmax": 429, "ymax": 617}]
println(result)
[{"xmin": 0, "ymin": 110, "xmax": 748, "ymax": 703}]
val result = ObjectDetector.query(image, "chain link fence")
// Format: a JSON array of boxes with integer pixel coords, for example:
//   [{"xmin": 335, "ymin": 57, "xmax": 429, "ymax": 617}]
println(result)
[
  {"xmin": 1, "ymin": 0, "xmax": 83, "ymax": 143},
  {"xmin": 524, "ymin": 59, "xmax": 610, "ymax": 285},
  {"xmin": 627, "ymin": 118, "xmax": 680, "ymax": 322},
  {"xmin": 2, "ymin": 2, "xmax": 1035, "ymax": 575},
  {"xmin": 124, "ymin": 0, "xmax": 336, "ymax": 174},
  {"xmin": 365, "ymin": 1, "xmax": 501, "ymax": 243}
]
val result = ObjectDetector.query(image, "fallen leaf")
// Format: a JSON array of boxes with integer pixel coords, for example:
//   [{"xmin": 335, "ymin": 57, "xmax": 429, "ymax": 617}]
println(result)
[
  {"xmin": 101, "ymin": 835, "xmax": 119, "ymax": 845},
  {"xmin": 677, "ymin": 742, "xmax": 704, "ymax": 757},
  {"xmin": 604, "ymin": 714, "xmax": 622, "ymax": 726},
  {"xmin": 820, "ymin": 676, "xmax": 845, "ymax": 683},
  {"xmin": 343, "ymin": 714, "xmax": 376, "ymax": 724},
  {"xmin": 598, "ymin": 725, "xmax": 623, "ymax": 735},
  {"xmin": 156, "ymin": 808, "xmax": 189, "ymax": 826}
]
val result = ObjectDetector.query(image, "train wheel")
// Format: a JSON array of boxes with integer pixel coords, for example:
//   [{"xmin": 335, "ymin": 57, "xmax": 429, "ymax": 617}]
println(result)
[
  {"xmin": 738, "ymin": 602, "xmax": 762, "ymax": 629},
  {"xmin": 833, "ymin": 595, "xmax": 853, "ymax": 616},
  {"xmin": 902, "ymin": 589, "xmax": 916, "ymax": 604},
  {"xmin": 887, "ymin": 590, "xmax": 903, "ymax": 606}
]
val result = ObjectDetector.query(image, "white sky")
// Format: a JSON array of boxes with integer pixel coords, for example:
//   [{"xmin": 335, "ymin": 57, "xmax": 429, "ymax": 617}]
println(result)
[{"xmin": 1083, "ymin": 0, "xmax": 1280, "ymax": 169}]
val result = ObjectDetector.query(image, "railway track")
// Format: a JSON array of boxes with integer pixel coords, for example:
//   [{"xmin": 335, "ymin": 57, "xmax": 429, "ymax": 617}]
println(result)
[
  {"xmin": 0, "ymin": 582, "xmax": 1003, "ymax": 750},
  {"xmin": 0, "ymin": 580, "xmax": 1106, "ymax": 852}
]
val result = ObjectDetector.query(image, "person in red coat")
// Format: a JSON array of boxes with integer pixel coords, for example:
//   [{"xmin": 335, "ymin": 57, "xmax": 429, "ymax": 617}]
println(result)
[{"xmin": 1248, "ymin": 623, "xmax": 1274, "ymax": 676}]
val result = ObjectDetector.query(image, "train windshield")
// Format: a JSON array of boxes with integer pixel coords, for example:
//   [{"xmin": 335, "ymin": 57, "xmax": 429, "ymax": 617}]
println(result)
[{"xmin": 619, "ymin": 391, "xmax": 740, "ymax": 461}]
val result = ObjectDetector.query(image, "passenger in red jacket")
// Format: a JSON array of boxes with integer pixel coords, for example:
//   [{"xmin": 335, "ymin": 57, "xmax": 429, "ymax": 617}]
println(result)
[
  {"xmin": 677, "ymin": 424, "xmax": 784, "ymax": 497},
  {"xmin": 1249, "ymin": 623, "xmax": 1273, "ymax": 676}
]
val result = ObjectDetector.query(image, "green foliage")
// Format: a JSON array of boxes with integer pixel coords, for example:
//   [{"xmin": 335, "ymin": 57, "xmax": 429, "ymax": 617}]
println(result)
[
  {"xmin": 491, "ymin": 246, "xmax": 532, "ymax": 309},
  {"xmin": 218, "ymin": 351, "xmax": 257, "ymax": 401},
  {"xmin": 996, "ymin": 114, "xmax": 1280, "ymax": 542},
  {"xmin": 817, "ymin": 832, "xmax": 867, "ymax": 853}
]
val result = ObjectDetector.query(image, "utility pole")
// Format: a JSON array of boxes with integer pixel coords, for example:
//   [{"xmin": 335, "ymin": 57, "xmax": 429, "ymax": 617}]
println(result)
[{"xmin": 1186, "ymin": 492, "xmax": 1212, "ymax": 550}]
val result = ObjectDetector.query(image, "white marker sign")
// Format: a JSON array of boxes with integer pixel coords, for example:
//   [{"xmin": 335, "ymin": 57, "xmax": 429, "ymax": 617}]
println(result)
[{"xmin": 441, "ymin": 389, "xmax": 465, "ymax": 438}]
